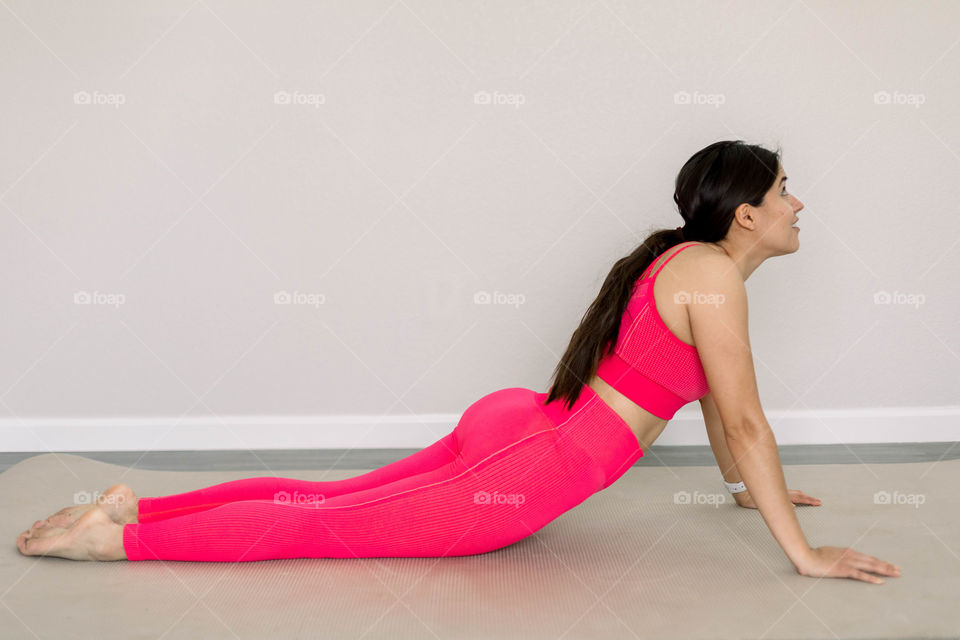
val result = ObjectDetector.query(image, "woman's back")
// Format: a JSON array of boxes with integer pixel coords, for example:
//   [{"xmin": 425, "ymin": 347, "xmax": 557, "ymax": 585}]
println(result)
[{"xmin": 588, "ymin": 241, "xmax": 728, "ymax": 448}]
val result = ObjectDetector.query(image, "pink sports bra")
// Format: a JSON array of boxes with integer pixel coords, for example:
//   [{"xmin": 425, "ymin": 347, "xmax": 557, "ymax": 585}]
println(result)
[{"xmin": 594, "ymin": 242, "xmax": 710, "ymax": 420}]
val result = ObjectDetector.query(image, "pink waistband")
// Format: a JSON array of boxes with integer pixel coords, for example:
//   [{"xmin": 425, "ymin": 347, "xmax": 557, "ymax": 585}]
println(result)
[
  {"xmin": 595, "ymin": 351, "xmax": 685, "ymax": 420},
  {"xmin": 534, "ymin": 383, "xmax": 604, "ymax": 426},
  {"xmin": 534, "ymin": 384, "xmax": 644, "ymax": 489}
]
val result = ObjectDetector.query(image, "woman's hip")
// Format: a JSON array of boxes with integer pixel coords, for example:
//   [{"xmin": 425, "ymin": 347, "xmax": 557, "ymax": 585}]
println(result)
[
  {"xmin": 453, "ymin": 384, "xmax": 642, "ymax": 490},
  {"xmin": 453, "ymin": 387, "xmax": 556, "ymax": 467}
]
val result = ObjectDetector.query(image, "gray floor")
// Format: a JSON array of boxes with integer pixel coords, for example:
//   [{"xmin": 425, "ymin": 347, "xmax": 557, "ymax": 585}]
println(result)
[
  {"xmin": 2, "ymin": 442, "xmax": 956, "ymax": 474},
  {"xmin": 3, "ymin": 449, "xmax": 956, "ymax": 639}
]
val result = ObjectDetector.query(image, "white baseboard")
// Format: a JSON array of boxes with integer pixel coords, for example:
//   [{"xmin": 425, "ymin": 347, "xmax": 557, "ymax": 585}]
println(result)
[{"xmin": 1, "ymin": 406, "xmax": 958, "ymax": 452}]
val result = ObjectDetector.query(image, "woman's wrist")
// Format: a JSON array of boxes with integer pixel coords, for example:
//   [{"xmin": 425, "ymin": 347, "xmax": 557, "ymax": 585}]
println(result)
[
  {"xmin": 724, "ymin": 479, "xmax": 749, "ymax": 506},
  {"xmin": 724, "ymin": 480, "xmax": 747, "ymax": 494},
  {"xmin": 791, "ymin": 547, "xmax": 816, "ymax": 572}
]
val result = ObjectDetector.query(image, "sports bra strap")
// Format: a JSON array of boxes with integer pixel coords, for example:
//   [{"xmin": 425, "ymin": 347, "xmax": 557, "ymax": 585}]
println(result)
[{"xmin": 643, "ymin": 242, "xmax": 700, "ymax": 281}]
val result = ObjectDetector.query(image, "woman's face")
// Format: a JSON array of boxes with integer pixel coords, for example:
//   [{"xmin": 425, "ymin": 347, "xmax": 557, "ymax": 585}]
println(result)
[{"xmin": 756, "ymin": 165, "xmax": 804, "ymax": 251}]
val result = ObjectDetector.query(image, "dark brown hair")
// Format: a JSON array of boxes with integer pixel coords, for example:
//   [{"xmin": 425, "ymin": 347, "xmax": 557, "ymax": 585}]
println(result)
[{"xmin": 544, "ymin": 140, "xmax": 782, "ymax": 411}]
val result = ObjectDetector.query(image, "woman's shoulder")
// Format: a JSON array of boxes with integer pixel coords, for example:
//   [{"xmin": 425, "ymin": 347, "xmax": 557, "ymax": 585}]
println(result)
[
  {"xmin": 671, "ymin": 242, "xmax": 742, "ymax": 290},
  {"xmin": 660, "ymin": 242, "xmax": 739, "ymax": 289},
  {"xmin": 672, "ymin": 242, "xmax": 732, "ymax": 269}
]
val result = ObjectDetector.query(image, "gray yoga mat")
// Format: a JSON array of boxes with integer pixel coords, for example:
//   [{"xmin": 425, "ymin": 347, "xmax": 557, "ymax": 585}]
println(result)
[{"xmin": 0, "ymin": 452, "xmax": 954, "ymax": 639}]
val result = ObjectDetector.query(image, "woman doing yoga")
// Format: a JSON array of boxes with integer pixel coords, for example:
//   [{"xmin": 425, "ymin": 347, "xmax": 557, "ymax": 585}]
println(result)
[{"xmin": 17, "ymin": 140, "xmax": 901, "ymax": 585}]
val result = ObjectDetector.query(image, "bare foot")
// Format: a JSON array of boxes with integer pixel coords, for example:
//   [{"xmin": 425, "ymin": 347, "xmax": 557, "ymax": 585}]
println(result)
[
  {"xmin": 33, "ymin": 484, "xmax": 139, "ymax": 533},
  {"xmin": 17, "ymin": 504, "xmax": 126, "ymax": 561}
]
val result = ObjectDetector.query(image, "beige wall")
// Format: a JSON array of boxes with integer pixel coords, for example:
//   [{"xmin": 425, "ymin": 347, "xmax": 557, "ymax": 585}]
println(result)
[{"xmin": 1, "ymin": 1, "xmax": 957, "ymax": 450}]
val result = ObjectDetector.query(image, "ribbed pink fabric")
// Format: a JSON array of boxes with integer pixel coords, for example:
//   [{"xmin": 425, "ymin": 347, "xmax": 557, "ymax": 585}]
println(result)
[
  {"xmin": 122, "ymin": 386, "xmax": 642, "ymax": 561},
  {"xmin": 595, "ymin": 241, "xmax": 710, "ymax": 419}
]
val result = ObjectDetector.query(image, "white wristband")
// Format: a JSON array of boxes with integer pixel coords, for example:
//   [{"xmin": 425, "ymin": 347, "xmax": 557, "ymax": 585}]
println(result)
[{"xmin": 724, "ymin": 480, "xmax": 747, "ymax": 494}]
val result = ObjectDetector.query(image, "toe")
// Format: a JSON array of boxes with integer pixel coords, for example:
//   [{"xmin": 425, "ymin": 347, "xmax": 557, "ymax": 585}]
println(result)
[
  {"xmin": 18, "ymin": 530, "xmax": 48, "ymax": 555},
  {"xmin": 34, "ymin": 525, "xmax": 68, "ymax": 539},
  {"xmin": 48, "ymin": 514, "xmax": 70, "ymax": 527},
  {"xmin": 21, "ymin": 535, "xmax": 44, "ymax": 556},
  {"xmin": 22, "ymin": 529, "xmax": 68, "ymax": 557}
]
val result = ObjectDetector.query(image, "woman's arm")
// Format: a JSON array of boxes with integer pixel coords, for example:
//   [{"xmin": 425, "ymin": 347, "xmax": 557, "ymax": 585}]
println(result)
[
  {"xmin": 699, "ymin": 392, "xmax": 752, "ymax": 508},
  {"xmin": 686, "ymin": 251, "xmax": 898, "ymax": 583},
  {"xmin": 687, "ymin": 252, "xmax": 812, "ymax": 569},
  {"xmin": 723, "ymin": 422, "xmax": 813, "ymax": 568}
]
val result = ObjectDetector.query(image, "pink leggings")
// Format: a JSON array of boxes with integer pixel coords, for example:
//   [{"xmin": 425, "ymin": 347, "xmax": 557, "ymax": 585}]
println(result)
[{"xmin": 122, "ymin": 386, "xmax": 643, "ymax": 561}]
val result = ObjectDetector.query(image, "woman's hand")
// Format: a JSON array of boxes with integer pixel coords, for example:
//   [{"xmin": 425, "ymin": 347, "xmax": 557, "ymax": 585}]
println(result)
[
  {"xmin": 734, "ymin": 489, "xmax": 821, "ymax": 509},
  {"xmin": 796, "ymin": 546, "xmax": 901, "ymax": 584}
]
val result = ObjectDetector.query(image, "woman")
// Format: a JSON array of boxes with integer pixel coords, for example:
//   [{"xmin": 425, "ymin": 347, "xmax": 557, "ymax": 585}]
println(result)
[{"xmin": 17, "ymin": 140, "xmax": 901, "ymax": 585}]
